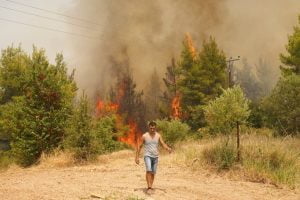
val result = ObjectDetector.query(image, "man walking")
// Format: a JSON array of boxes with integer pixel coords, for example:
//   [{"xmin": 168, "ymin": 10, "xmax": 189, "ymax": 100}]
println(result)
[{"xmin": 135, "ymin": 121, "xmax": 172, "ymax": 193}]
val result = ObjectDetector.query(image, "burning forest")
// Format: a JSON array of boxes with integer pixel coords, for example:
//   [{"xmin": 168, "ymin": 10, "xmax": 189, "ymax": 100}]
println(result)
[{"xmin": 0, "ymin": 3, "xmax": 299, "ymax": 196}]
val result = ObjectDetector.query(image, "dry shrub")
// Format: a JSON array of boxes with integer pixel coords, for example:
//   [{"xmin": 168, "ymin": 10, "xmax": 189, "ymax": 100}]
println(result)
[{"xmin": 37, "ymin": 150, "xmax": 76, "ymax": 168}]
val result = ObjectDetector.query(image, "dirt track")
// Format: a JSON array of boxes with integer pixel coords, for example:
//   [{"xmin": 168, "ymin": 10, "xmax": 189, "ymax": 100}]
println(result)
[{"xmin": 0, "ymin": 150, "xmax": 299, "ymax": 200}]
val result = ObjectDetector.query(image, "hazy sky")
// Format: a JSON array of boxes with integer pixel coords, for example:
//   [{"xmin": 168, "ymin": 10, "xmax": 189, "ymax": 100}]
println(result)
[
  {"xmin": 0, "ymin": 0, "xmax": 100, "ymax": 71},
  {"xmin": 0, "ymin": 0, "xmax": 300, "ymax": 96}
]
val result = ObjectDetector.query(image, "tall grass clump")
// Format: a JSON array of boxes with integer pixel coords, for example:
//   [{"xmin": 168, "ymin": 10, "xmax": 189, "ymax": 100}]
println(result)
[
  {"xmin": 242, "ymin": 134, "xmax": 300, "ymax": 188},
  {"xmin": 199, "ymin": 132, "xmax": 300, "ymax": 188},
  {"xmin": 202, "ymin": 139, "xmax": 237, "ymax": 170}
]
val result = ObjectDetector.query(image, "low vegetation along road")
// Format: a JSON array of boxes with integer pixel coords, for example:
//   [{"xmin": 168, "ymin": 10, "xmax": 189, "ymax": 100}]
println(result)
[{"xmin": 0, "ymin": 150, "xmax": 298, "ymax": 200}]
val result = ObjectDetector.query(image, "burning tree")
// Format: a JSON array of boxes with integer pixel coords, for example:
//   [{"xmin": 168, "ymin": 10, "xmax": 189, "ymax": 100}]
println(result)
[
  {"xmin": 144, "ymin": 68, "xmax": 163, "ymax": 121},
  {"xmin": 163, "ymin": 58, "xmax": 182, "ymax": 119},
  {"xmin": 95, "ymin": 54, "xmax": 146, "ymax": 148},
  {"xmin": 104, "ymin": 72, "xmax": 146, "ymax": 148},
  {"xmin": 178, "ymin": 35, "xmax": 228, "ymax": 130}
]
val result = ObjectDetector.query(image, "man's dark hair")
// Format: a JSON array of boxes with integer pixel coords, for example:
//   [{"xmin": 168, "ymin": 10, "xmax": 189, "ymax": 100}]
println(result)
[{"xmin": 148, "ymin": 121, "xmax": 157, "ymax": 127}]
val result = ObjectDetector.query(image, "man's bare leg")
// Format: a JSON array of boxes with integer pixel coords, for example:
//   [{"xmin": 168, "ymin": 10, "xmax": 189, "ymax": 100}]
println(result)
[
  {"xmin": 146, "ymin": 172, "xmax": 151, "ymax": 189},
  {"xmin": 150, "ymin": 173, "xmax": 155, "ymax": 189}
]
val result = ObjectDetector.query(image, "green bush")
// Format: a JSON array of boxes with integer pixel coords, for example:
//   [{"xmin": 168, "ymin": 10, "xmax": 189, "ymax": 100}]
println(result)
[
  {"xmin": 202, "ymin": 141, "xmax": 237, "ymax": 170},
  {"xmin": 204, "ymin": 86, "xmax": 250, "ymax": 135},
  {"xmin": 64, "ymin": 93, "xmax": 97, "ymax": 161},
  {"xmin": 64, "ymin": 94, "xmax": 124, "ymax": 161},
  {"xmin": 248, "ymin": 101, "xmax": 264, "ymax": 128},
  {"xmin": 93, "ymin": 115, "xmax": 124, "ymax": 154},
  {"xmin": 262, "ymin": 74, "xmax": 300, "ymax": 135},
  {"xmin": 0, "ymin": 96, "xmax": 42, "ymax": 166},
  {"xmin": 156, "ymin": 119, "xmax": 190, "ymax": 145}
]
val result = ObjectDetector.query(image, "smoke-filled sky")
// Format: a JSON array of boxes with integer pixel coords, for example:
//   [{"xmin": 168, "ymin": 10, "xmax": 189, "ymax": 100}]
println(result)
[{"xmin": 0, "ymin": 0, "xmax": 300, "ymax": 96}]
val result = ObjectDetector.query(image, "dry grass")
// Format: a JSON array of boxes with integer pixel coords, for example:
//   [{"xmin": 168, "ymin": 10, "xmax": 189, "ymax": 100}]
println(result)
[
  {"xmin": 37, "ymin": 150, "xmax": 77, "ymax": 169},
  {"xmin": 0, "ymin": 151, "xmax": 13, "ymax": 171},
  {"xmin": 241, "ymin": 133, "xmax": 300, "ymax": 188},
  {"xmin": 169, "ymin": 129, "xmax": 300, "ymax": 189},
  {"xmin": 36, "ymin": 149, "xmax": 134, "ymax": 169}
]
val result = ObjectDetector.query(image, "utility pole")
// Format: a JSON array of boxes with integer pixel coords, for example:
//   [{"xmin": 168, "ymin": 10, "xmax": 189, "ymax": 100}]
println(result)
[
  {"xmin": 226, "ymin": 56, "xmax": 240, "ymax": 88},
  {"xmin": 227, "ymin": 56, "xmax": 241, "ymax": 161}
]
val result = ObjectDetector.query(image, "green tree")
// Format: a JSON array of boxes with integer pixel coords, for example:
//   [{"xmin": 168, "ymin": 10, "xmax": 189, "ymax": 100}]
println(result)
[
  {"xmin": 0, "ymin": 46, "xmax": 77, "ymax": 166},
  {"xmin": 264, "ymin": 15, "xmax": 300, "ymax": 136},
  {"xmin": 110, "ymin": 69, "xmax": 146, "ymax": 132},
  {"xmin": 263, "ymin": 74, "xmax": 300, "ymax": 135},
  {"xmin": 204, "ymin": 86, "xmax": 250, "ymax": 135},
  {"xmin": 64, "ymin": 93, "xmax": 97, "ymax": 161},
  {"xmin": 93, "ymin": 115, "xmax": 123, "ymax": 153},
  {"xmin": 178, "ymin": 36, "xmax": 228, "ymax": 130},
  {"xmin": 21, "ymin": 48, "xmax": 77, "ymax": 152},
  {"xmin": 280, "ymin": 15, "xmax": 300, "ymax": 75},
  {"xmin": 204, "ymin": 86, "xmax": 250, "ymax": 161},
  {"xmin": 0, "ymin": 45, "xmax": 30, "ymax": 103}
]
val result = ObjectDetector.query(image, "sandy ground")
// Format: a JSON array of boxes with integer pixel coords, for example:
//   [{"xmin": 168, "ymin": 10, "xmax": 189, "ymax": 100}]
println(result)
[{"xmin": 0, "ymin": 150, "xmax": 299, "ymax": 200}]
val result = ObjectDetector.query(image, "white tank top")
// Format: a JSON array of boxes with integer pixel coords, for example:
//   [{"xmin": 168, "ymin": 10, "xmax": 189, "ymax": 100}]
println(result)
[{"xmin": 143, "ymin": 132, "xmax": 159, "ymax": 158}]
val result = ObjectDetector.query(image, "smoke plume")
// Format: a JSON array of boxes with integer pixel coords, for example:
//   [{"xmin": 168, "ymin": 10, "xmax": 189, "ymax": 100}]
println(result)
[{"xmin": 69, "ymin": 0, "xmax": 300, "ymax": 97}]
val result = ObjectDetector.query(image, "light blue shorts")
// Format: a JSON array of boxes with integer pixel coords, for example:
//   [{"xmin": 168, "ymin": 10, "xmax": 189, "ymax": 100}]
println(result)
[{"xmin": 144, "ymin": 156, "xmax": 158, "ymax": 174}]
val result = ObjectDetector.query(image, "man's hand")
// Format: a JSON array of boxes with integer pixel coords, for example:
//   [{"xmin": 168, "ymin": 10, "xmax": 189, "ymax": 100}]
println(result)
[
  {"xmin": 135, "ymin": 157, "xmax": 139, "ymax": 165},
  {"xmin": 166, "ymin": 147, "xmax": 172, "ymax": 153}
]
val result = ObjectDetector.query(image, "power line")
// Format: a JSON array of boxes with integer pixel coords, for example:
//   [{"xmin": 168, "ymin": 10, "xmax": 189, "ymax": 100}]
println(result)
[
  {"xmin": 3, "ymin": 0, "xmax": 101, "ymax": 26},
  {"xmin": 0, "ymin": 5, "xmax": 100, "ymax": 31},
  {"xmin": 0, "ymin": 17, "xmax": 101, "ymax": 40}
]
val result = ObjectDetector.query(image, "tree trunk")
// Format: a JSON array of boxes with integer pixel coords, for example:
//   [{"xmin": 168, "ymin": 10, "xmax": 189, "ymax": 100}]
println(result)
[{"xmin": 236, "ymin": 121, "xmax": 240, "ymax": 162}]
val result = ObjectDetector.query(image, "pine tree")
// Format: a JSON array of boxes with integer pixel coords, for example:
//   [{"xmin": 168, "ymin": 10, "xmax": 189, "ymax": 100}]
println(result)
[
  {"xmin": 263, "ymin": 74, "xmax": 300, "ymax": 135},
  {"xmin": 262, "ymin": 15, "xmax": 300, "ymax": 135},
  {"xmin": 162, "ymin": 58, "xmax": 180, "ymax": 118},
  {"xmin": 178, "ymin": 36, "xmax": 227, "ymax": 129},
  {"xmin": 163, "ymin": 58, "xmax": 178, "ymax": 98},
  {"xmin": 110, "ymin": 66, "xmax": 147, "ymax": 132},
  {"xmin": 280, "ymin": 15, "xmax": 300, "ymax": 75}
]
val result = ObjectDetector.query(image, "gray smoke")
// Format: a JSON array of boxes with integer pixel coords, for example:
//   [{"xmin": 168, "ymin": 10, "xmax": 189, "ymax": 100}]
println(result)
[{"xmin": 69, "ymin": 0, "xmax": 300, "ymax": 97}]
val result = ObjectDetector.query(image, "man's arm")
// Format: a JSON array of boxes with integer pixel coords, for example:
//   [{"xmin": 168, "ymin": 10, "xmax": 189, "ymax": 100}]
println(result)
[
  {"xmin": 159, "ymin": 134, "xmax": 172, "ymax": 153},
  {"xmin": 135, "ymin": 136, "xmax": 144, "ymax": 164}
]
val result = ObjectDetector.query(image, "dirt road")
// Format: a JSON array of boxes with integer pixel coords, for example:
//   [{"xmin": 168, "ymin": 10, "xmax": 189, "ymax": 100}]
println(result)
[{"xmin": 0, "ymin": 150, "xmax": 299, "ymax": 200}]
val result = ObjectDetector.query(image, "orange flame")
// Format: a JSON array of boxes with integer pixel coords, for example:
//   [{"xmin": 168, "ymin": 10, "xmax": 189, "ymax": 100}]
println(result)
[
  {"xmin": 96, "ymin": 100, "xmax": 118, "ymax": 116},
  {"xmin": 185, "ymin": 33, "xmax": 196, "ymax": 59},
  {"xmin": 119, "ymin": 120, "xmax": 142, "ymax": 148},
  {"xmin": 171, "ymin": 95, "xmax": 181, "ymax": 119},
  {"xmin": 95, "ymin": 98, "xmax": 141, "ymax": 148}
]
